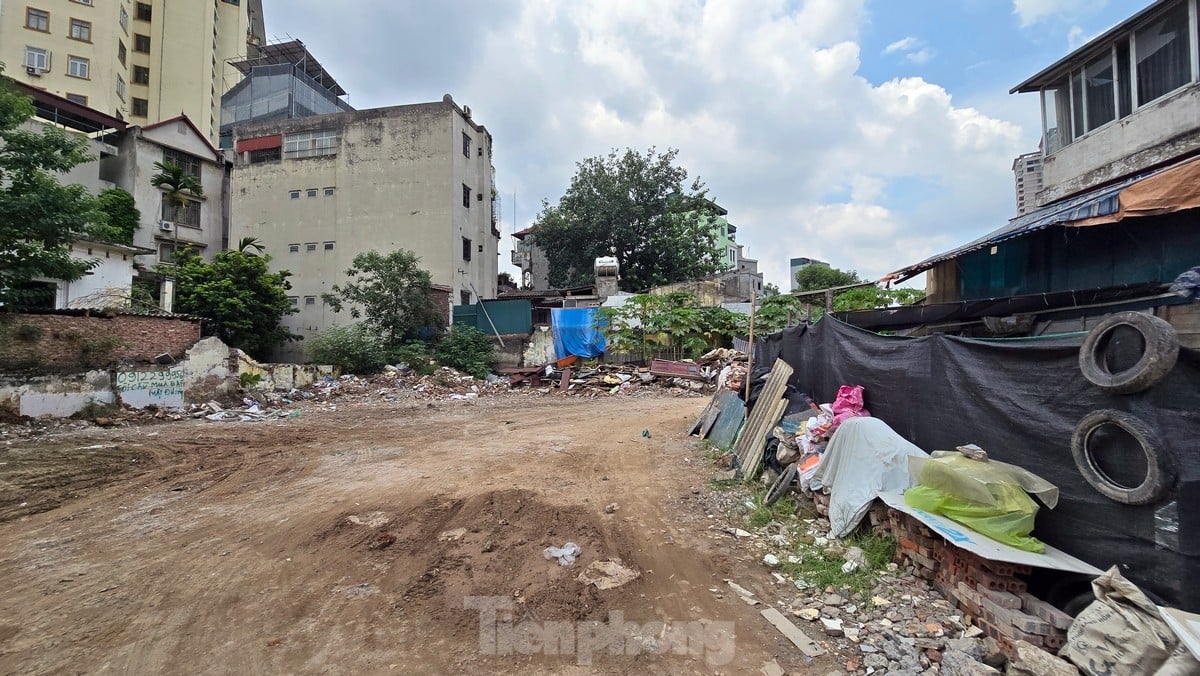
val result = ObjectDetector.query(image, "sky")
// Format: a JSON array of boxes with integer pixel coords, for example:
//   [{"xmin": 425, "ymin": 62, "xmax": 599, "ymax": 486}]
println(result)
[{"xmin": 260, "ymin": 0, "xmax": 1151, "ymax": 290}]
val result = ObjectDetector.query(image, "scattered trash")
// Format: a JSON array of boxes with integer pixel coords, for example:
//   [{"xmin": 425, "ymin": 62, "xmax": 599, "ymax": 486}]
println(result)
[
  {"xmin": 641, "ymin": 429, "xmax": 651, "ymax": 438},
  {"xmin": 762, "ymin": 553, "xmax": 781, "ymax": 567},
  {"xmin": 577, "ymin": 559, "xmax": 640, "ymax": 590},
  {"xmin": 543, "ymin": 542, "xmax": 581, "ymax": 566},
  {"xmin": 725, "ymin": 580, "xmax": 760, "ymax": 606},
  {"xmin": 438, "ymin": 528, "xmax": 467, "ymax": 542},
  {"xmin": 603, "ymin": 503, "xmax": 619, "ymax": 514}
]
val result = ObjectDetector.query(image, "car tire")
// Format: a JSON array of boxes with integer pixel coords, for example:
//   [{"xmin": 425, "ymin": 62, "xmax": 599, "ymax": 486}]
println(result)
[
  {"xmin": 1071, "ymin": 409, "xmax": 1174, "ymax": 505},
  {"xmin": 1079, "ymin": 312, "xmax": 1179, "ymax": 394}
]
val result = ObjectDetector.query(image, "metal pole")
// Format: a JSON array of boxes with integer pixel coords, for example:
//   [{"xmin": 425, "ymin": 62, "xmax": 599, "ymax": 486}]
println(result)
[
  {"xmin": 744, "ymin": 289, "xmax": 756, "ymax": 401},
  {"xmin": 467, "ymin": 280, "xmax": 505, "ymax": 348}
]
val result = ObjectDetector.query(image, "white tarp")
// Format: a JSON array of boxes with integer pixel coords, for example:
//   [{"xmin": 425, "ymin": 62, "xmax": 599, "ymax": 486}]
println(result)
[
  {"xmin": 879, "ymin": 491, "xmax": 1102, "ymax": 575},
  {"xmin": 810, "ymin": 417, "xmax": 929, "ymax": 538}
]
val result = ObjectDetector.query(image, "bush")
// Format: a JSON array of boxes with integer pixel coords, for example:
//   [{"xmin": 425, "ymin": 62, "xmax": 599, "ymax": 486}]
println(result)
[
  {"xmin": 435, "ymin": 325, "xmax": 494, "ymax": 379},
  {"xmin": 308, "ymin": 325, "xmax": 390, "ymax": 374},
  {"xmin": 390, "ymin": 341, "xmax": 434, "ymax": 375}
]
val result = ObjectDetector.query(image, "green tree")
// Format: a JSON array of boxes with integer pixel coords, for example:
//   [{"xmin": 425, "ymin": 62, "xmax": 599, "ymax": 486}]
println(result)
[
  {"xmin": 93, "ymin": 188, "xmax": 140, "ymax": 244},
  {"xmin": 322, "ymin": 249, "xmax": 444, "ymax": 347},
  {"xmin": 601, "ymin": 292, "xmax": 747, "ymax": 361},
  {"xmin": 794, "ymin": 265, "xmax": 861, "ymax": 291},
  {"xmin": 0, "ymin": 67, "xmax": 104, "ymax": 308},
  {"xmin": 150, "ymin": 160, "xmax": 202, "ymax": 222},
  {"xmin": 536, "ymin": 147, "xmax": 723, "ymax": 291},
  {"xmin": 435, "ymin": 325, "xmax": 494, "ymax": 378},
  {"xmin": 170, "ymin": 247, "xmax": 297, "ymax": 359},
  {"xmin": 755, "ymin": 293, "xmax": 805, "ymax": 333}
]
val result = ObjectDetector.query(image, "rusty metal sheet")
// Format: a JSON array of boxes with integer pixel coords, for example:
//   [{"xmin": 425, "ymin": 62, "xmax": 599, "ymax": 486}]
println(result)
[{"xmin": 650, "ymin": 358, "xmax": 705, "ymax": 380}]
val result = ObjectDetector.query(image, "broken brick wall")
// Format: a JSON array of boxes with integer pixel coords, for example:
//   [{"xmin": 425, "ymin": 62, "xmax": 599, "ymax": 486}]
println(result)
[{"xmin": 0, "ymin": 311, "xmax": 202, "ymax": 373}]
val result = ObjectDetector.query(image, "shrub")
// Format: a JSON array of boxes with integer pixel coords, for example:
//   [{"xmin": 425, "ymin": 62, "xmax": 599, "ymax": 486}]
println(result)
[
  {"xmin": 435, "ymin": 325, "xmax": 494, "ymax": 379},
  {"xmin": 390, "ymin": 341, "xmax": 434, "ymax": 375},
  {"xmin": 308, "ymin": 324, "xmax": 390, "ymax": 374}
]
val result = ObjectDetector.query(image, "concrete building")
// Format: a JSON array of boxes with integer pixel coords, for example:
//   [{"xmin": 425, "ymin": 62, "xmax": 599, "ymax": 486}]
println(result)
[
  {"xmin": 1, "ymin": 0, "xmax": 265, "ymax": 143},
  {"xmin": 511, "ymin": 226, "xmax": 551, "ymax": 291},
  {"xmin": 100, "ymin": 115, "xmax": 229, "ymax": 269},
  {"xmin": 218, "ymin": 39, "xmax": 353, "ymax": 150},
  {"xmin": 1011, "ymin": 150, "xmax": 1044, "ymax": 216},
  {"xmin": 1011, "ymin": 0, "xmax": 1200, "ymax": 205},
  {"xmin": 789, "ymin": 257, "xmax": 829, "ymax": 291},
  {"xmin": 230, "ymin": 98, "xmax": 499, "ymax": 361}
]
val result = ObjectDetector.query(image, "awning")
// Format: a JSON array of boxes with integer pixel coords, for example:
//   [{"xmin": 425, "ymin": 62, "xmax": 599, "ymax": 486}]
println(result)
[{"xmin": 888, "ymin": 156, "xmax": 1200, "ymax": 282}]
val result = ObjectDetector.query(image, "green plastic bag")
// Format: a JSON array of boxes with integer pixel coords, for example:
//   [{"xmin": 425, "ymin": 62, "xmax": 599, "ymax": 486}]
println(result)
[{"xmin": 905, "ymin": 453, "xmax": 1053, "ymax": 553}]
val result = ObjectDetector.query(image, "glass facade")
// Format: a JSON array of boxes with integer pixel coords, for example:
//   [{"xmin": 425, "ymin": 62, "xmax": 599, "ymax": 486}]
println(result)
[{"xmin": 219, "ymin": 63, "xmax": 352, "ymax": 148}]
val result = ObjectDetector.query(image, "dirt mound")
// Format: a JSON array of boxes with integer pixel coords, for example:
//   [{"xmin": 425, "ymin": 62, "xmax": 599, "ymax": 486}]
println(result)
[{"xmin": 316, "ymin": 489, "xmax": 642, "ymax": 639}]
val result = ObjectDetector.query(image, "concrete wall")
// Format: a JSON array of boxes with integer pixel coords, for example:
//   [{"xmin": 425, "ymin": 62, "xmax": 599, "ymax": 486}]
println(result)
[
  {"xmin": 230, "ymin": 101, "xmax": 498, "ymax": 361},
  {"xmin": 1040, "ymin": 86, "xmax": 1200, "ymax": 204},
  {"xmin": 0, "ymin": 312, "xmax": 201, "ymax": 372},
  {"xmin": 59, "ymin": 241, "xmax": 144, "ymax": 309},
  {"xmin": 0, "ymin": 370, "xmax": 115, "ymax": 420}
]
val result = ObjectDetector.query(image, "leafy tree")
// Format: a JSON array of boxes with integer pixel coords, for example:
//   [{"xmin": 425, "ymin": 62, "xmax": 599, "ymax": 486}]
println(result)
[
  {"xmin": 536, "ymin": 147, "xmax": 724, "ymax": 291},
  {"xmin": 601, "ymin": 292, "xmax": 747, "ymax": 361},
  {"xmin": 93, "ymin": 188, "xmax": 140, "ymax": 244},
  {"xmin": 322, "ymin": 249, "xmax": 444, "ymax": 347},
  {"xmin": 762, "ymin": 282, "xmax": 782, "ymax": 297},
  {"xmin": 832, "ymin": 286, "xmax": 926, "ymax": 312},
  {"xmin": 755, "ymin": 293, "xmax": 806, "ymax": 333},
  {"xmin": 497, "ymin": 272, "xmax": 516, "ymax": 289},
  {"xmin": 150, "ymin": 160, "xmax": 202, "ymax": 221},
  {"xmin": 308, "ymin": 324, "xmax": 391, "ymax": 374},
  {"xmin": 0, "ymin": 66, "xmax": 104, "ymax": 308},
  {"xmin": 169, "ymin": 247, "xmax": 297, "ymax": 359},
  {"xmin": 794, "ymin": 265, "xmax": 861, "ymax": 292},
  {"xmin": 237, "ymin": 236, "xmax": 264, "ymax": 255}
]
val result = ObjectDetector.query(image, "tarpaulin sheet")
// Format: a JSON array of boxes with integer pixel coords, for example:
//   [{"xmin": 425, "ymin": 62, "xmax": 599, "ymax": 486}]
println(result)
[
  {"xmin": 551, "ymin": 308, "xmax": 606, "ymax": 359},
  {"xmin": 1071, "ymin": 156, "xmax": 1200, "ymax": 225},
  {"xmin": 756, "ymin": 317, "xmax": 1200, "ymax": 611}
]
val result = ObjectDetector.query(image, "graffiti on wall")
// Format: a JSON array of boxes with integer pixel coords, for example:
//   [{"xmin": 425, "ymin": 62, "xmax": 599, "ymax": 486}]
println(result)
[{"xmin": 116, "ymin": 367, "xmax": 185, "ymax": 408}]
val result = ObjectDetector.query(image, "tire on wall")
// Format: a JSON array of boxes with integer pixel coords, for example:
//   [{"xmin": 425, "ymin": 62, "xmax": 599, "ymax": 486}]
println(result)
[
  {"xmin": 1071, "ymin": 409, "xmax": 1174, "ymax": 506},
  {"xmin": 1078, "ymin": 312, "xmax": 1179, "ymax": 394}
]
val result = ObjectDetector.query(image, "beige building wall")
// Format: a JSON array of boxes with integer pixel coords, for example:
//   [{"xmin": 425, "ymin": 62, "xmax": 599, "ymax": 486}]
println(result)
[
  {"xmin": 230, "ymin": 100, "xmax": 499, "ymax": 362},
  {"xmin": 1, "ymin": 0, "xmax": 263, "ymax": 143}
]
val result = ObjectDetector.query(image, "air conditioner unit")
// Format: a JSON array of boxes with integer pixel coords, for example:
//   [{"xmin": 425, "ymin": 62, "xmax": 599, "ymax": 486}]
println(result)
[
  {"xmin": 25, "ymin": 65, "xmax": 42, "ymax": 77},
  {"xmin": 159, "ymin": 221, "xmax": 175, "ymax": 232}
]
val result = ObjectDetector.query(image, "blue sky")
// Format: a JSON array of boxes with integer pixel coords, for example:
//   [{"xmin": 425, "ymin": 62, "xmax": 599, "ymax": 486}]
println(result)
[{"xmin": 262, "ymin": 0, "xmax": 1155, "ymax": 289}]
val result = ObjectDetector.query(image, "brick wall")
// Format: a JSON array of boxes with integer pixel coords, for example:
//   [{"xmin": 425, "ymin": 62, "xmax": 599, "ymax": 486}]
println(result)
[{"xmin": 0, "ymin": 312, "xmax": 202, "ymax": 373}]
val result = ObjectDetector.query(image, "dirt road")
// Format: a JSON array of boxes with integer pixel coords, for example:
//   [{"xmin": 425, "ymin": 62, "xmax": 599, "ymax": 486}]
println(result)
[{"xmin": 0, "ymin": 395, "xmax": 822, "ymax": 674}]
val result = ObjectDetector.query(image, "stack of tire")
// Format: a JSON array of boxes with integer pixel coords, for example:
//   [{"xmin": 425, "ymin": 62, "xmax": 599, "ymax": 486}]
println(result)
[{"xmin": 1074, "ymin": 311, "xmax": 1180, "ymax": 506}]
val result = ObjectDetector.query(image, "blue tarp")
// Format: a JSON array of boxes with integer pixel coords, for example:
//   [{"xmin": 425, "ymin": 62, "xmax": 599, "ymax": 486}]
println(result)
[{"xmin": 551, "ymin": 308, "xmax": 606, "ymax": 358}]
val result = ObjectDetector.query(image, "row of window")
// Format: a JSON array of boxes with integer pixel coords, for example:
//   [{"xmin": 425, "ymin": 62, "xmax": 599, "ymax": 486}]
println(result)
[
  {"xmin": 289, "ymin": 187, "xmax": 336, "ymax": 199},
  {"xmin": 289, "ymin": 296, "xmax": 323, "ymax": 307},
  {"xmin": 1042, "ymin": 0, "xmax": 1200, "ymax": 152},
  {"xmin": 24, "ymin": 8, "xmax": 91, "ymax": 41},
  {"xmin": 289, "ymin": 242, "xmax": 336, "ymax": 253}
]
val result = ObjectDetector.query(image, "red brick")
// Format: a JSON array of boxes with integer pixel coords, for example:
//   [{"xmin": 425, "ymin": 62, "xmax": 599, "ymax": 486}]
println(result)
[
  {"xmin": 1018, "ymin": 593, "xmax": 1075, "ymax": 630},
  {"xmin": 978, "ymin": 587, "xmax": 1022, "ymax": 609}
]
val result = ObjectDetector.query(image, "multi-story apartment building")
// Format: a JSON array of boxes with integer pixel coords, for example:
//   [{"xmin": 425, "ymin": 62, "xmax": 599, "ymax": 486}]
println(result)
[
  {"xmin": 1, "ymin": 0, "xmax": 265, "ymax": 144},
  {"xmin": 229, "ymin": 98, "xmax": 499, "ymax": 361},
  {"xmin": 1011, "ymin": 150, "xmax": 1044, "ymax": 217}
]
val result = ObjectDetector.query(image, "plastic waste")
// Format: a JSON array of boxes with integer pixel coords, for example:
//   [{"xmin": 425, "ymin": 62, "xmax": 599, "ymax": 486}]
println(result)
[{"xmin": 543, "ymin": 542, "xmax": 581, "ymax": 566}]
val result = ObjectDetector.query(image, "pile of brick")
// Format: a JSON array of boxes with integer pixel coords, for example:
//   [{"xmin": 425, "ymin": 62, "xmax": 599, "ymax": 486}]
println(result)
[{"xmin": 887, "ymin": 508, "xmax": 1074, "ymax": 656}]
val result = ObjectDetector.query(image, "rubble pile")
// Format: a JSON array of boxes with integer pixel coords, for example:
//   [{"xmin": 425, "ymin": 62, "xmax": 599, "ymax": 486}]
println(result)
[{"xmin": 528, "ymin": 348, "xmax": 748, "ymax": 398}]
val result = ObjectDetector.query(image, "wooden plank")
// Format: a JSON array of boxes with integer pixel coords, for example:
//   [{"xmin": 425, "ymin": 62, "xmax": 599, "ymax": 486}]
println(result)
[
  {"xmin": 557, "ymin": 367, "xmax": 572, "ymax": 393},
  {"xmin": 741, "ymin": 397, "xmax": 786, "ymax": 481},
  {"xmin": 731, "ymin": 359, "xmax": 793, "ymax": 477},
  {"xmin": 760, "ymin": 608, "xmax": 825, "ymax": 657}
]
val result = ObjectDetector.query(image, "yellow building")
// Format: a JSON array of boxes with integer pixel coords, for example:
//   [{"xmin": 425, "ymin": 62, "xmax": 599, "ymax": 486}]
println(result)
[{"xmin": 1, "ymin": 0, "xmax": 264, "ymax": 144}]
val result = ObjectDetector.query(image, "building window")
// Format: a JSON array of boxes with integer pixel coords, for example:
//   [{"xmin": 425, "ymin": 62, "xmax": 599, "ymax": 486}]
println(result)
[
  {"xmin": 133, "ymin": 65, "xmax": 149, "ymax": 85},
  {"xmin": 289, "ymin": 190, "xmax": 300, "ymax": 199},
  {"xmin": 117, "ymin": 40, "xmax": 127, "ymax": 65},
  {"xmin": 249, "ymin": 147, "xmax": 280, "ymax": 163},
  {"xmin": 26, "ymin": 8, "xmax": 49, "ymax": 32},
  {"xmin": 1082, "ymin": 53, "xmax": 1114, "ymax": 130},
  {"xmin": 324, "ymin": 187, "xmax": 335, "ymax": 196},
  {"xmin": 24, "ymin": 46, "xmax": 49, "ymax": 71},
  {"xmin": 1135, "ymin": 2, "xmax": 1193, "ymax": 106},
  {"xmin": 323, "ymin": 241, "xmax": 334, "ymax": 251},
  {"xmin": 131, "ymin": 97, "xmax": 148, "ymax": 117},
  {"xmin": 162, "ymin": 148, "xmax": 201, "ymax": 178},
  {"xmin": 65, "ymin": 93, "xmax": 87, "ymax": 105},
  {"xmin": 67, "ymin": 55, "xmax": 89, "ymax": 79},
  {"xmin": 304, "ymin": 296, "xmax": 316, "ymax": 306},
  {"xmin": 116, "ymin": 74, "xmax": 126, "ymax": 101},
  {"xmin": 118, "ymin": 6, "xmax": 128, "ymax": 32},
  {"xmin": 305, "ymin": 243, "xmax": 317, "ymax": 252},
  {"xmin": 462, "ymin": 132, "xmax": 471, "ymax": 158},
  {"xmin": 462, "ymin": 237, "xmax": 472, "ymax": 261},
  {"xmin": 288, "ymin": 244, "xmax": 300, "ymax": 253},
  {"xmin": 70, "ymin": 0, "xmax": 94, "ymax": 5},
  {"xmin": 460, "ymin": 291, "xmax": 471, "ymax": 305},
  {"xmin": 288, "ymin": 296, "xmax": 299, "ymax": 305},
  {"xmin": 134, "ymin": 33, "xmax": 150, "ymax": 53},
  {"xmin": 462, "ymin": 184, "xmax": 471, "ymax": 208},
  {"xmin": 158, "ymin": 243, "xmax": 180, "ymax": 263},
  {"xmin": 161, "ymin": 196, "xmax": 200, "ymax": 227},
  {"xmin": 135, "ymin": 2, "xmax": 151, "ymax": 21},
  {"xmin": 306, "ymin": 188, "xmax": 317, "ymax": 198},
  {"xmin": 283, "ymin": 129, "xmax": 337, "ymax": 159},
  {"xmin": 69, "ymin": 18, "xmax": 91, "ymax": 41}
]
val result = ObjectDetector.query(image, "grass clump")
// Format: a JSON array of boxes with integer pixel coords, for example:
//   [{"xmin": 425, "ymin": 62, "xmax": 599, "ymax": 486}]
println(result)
[{"xmin": 780, "ymin": 531, "xmax": 897, "ymax": 601}]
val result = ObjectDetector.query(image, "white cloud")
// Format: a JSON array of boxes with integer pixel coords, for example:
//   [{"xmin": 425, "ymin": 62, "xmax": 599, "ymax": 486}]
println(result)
[
  {"xmin": 883, "ymin": 36, "xmax": 935, "ymax": 64},
  {"xmin": 1013, "ymin": 0, "xmax": 1101, "ymax": 27},
  {"xmin": 263, "ymin": 0, "xmax": 1027, "ymax": 287},
  {"xmin": 1066, "ymin": 25, "xmax": 1096, "ymax": 49}
]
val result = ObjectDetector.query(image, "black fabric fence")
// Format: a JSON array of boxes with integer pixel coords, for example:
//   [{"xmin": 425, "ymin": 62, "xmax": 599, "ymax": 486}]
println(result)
[{"xmin": 757, "ymin": 318, "xmax": 1200, "ymax": 611}]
